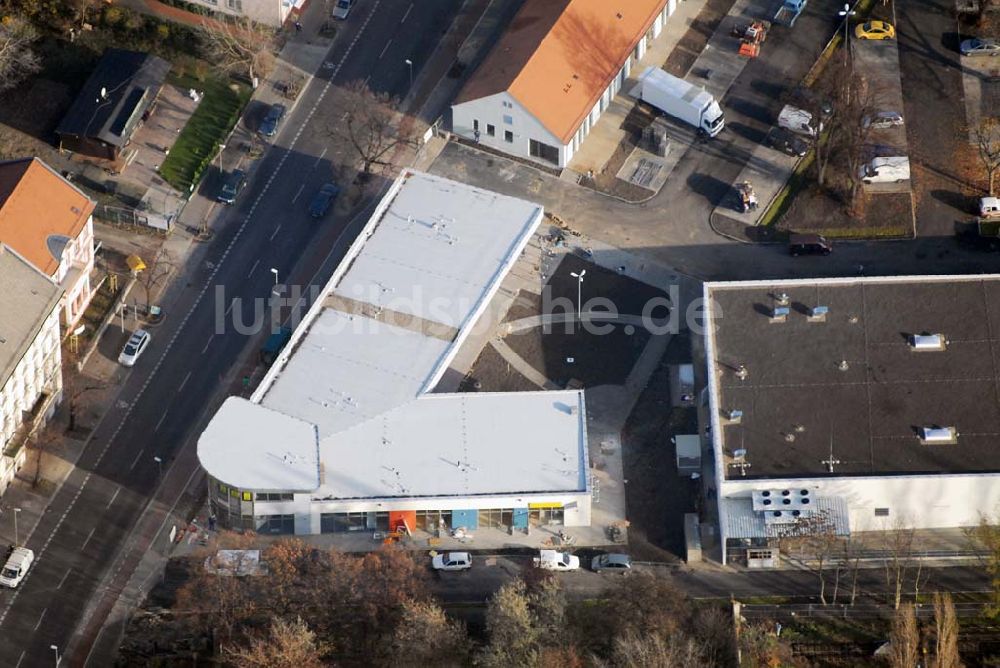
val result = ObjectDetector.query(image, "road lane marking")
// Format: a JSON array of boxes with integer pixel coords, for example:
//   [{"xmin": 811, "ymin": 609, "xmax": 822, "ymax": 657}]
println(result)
[
  {"xmin": 247, "ymin": 259, "xmax": 260, "ymax": 278},
  {"xmin": 201, "ymin": 337, "xmax": 213, "ymax": 355},
  {"xmin": 82, "ymin": 527, "xmax": 96, "ymax": 550},
  {"xmin": 129, "ymin": 448, "xmax": 145, "ymax": 471},
  {"xmin": 106, "ymin": 488, "xmax": 120, "ymax": 509},
  {"xmin": 33, "ymin": 608, "xmax": 45, "ymax": 631},
  {"xmin": 154, "ymin": 412, "xmax": 168, "ymax": 432},
  {"xmin": 401, "ymin": 2, "xmax": 412, "ymax": 22},
  {"xmin": 224, "ymin": 300, "xmax": 236, "ymax": 316},
  {"xmin": 379, "ymin": 38, "xmax": 392, "ymax": 59},
  {"xmin": 270, "ymin": 224, "xmax": 282, "ymax": 241},
  {"xmin": 313, "ymin": 147, "xmax": 328, "ymax": 168},
  {"xmin": 15, "ymin": 650, "xmax": 24, "ymax": 667},
  {"xmin": 57, "ymin": 568, "xmax": 71, "ymax": 590},
  {"xmin": 291, "ymin": 184, "xmax": 305, "ymax": 202},
  {"xmin": 178, "ymin": 371, "xmax": 192, "ymax": 391},
  {"xmin": 0, "ymin": 0, "xmax": 387, "ymax": 644}
]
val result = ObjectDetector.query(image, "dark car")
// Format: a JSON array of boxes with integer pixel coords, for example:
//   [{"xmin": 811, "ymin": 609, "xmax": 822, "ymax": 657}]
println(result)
[
  {"xmin": 259, "ymin": 103, "xmax": 287, "ymax": 137},
  {"xmin": 591, "ymin": 553, "xmax": 633, "ymax": 573},
  {"xmin": 218, "ymin": 169, "xmax": 247, "ymax": 205},
  {"xmin": 765, "ymin": 127, "xmax": 808, "ymax": 157},
  {"xmin": 789, "ymin": 233, "xmax": 832, "ymax": 256},
  {"xmin": 308, "ymin": 183, "xmax": 341, "ymax": 218}
]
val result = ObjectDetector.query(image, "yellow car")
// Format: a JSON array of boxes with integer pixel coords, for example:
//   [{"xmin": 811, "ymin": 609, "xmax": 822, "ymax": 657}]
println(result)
[{"xmin": 855, "ymin": 20, "xmax": 896, "ymax": 40}]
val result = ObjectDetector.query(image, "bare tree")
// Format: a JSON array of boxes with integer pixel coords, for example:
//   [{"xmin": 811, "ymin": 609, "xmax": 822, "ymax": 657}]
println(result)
[
  {"xmin": 198, "ymin": 17, "xmax": 276, "ymax": 84},
  {"xmin": 779, "ymin": 511, "xmax": 841, "ymax": 604},
  {"xmin": 64, "ymin": 371, "xmax": 105, "ymax": 433},
  {"xmin": 134, "ymin": 247, "xmax": 175, "ymax": 310},
  {"xmin": 888, "ymin": 603, "xmax": 920, "ymax": 668},
  {"xmin": 883, "ymin": 519, "xmax": 916, "ymax": 610},
  {"xmin": 223, "ymin": 616, "xmax": 325, "ymax": 668},
  {"xmin": 973, "ymin": 117, "xmax": 1000, "ymax": 196},
  {"xmin": 478, "ymin": 579, "xmax": 541, "ymax": 668},
  {"xmin": 0, "ymin": 17, "xmax": 42, "ymax": 93},
  {"xmin": 967, "ymin": 515, "xmax": 1000, "ymax": 619},
  {"xmin": 328, "ymin": 81, "xmax": 417, "ymax": 180},
  {"xmin": 28, "ymin": 427, "xmax": 62, "ymax": 489},
  {"xmin": 391, "ymin": 599, "xmax": 468, "ymax": 666},
  {"xmin": 610, "ymin": 631, "xmax": 709, "ymax": 667},
  {"xmin": 931, "ymin": 592, "xmax": 962, "ymax": 668}
]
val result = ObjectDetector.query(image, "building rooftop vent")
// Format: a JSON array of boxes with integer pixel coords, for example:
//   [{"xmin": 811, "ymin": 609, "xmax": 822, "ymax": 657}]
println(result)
[
  {"xmin": 910, "ymin": 333, "xmax": 947, "ymax": 352},
  {"xmin": 919, "ymin": 426, "xmax": 957, "ymax": 445}
]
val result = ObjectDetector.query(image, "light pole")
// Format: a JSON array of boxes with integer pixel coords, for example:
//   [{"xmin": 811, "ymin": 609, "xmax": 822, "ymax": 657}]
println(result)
[
  {"xmin": 216, "ymin": 143, "xmax": 226, "ymax": 173},
  {"xmin": 13, "ymin": 507, "xmax": 21, "ymax": 546},
  {"xmin": 50, "ymin": 644, "xmax": 60, "ymax": 667},
  {"xmin": 570, "ymin": 270, "xmax": 586, "ymax": 323},
  {"xmin": 153, "ymin": 456, "xmax": 163, "ymax": 480},
  {"xmin": 838, "ymin": 3, "xmax": 856, "ymax": 68},
  {"xmin": 404, "ymin": 59, "xmax": 413, "ymax": 88},
  {"xmin": 270, "ymin": 268, "xmax": 279, "ymax": 286}
]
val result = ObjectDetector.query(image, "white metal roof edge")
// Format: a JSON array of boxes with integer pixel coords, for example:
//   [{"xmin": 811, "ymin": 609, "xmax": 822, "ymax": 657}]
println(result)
[
  {"xmin": 705, "ymin": 273, "xmax": 1000, "ymax": 292},
  {"xmin": 703, "ymin": 281, "xmax": 729, "ymax": 561},
  {"xmin": 421, "ymin": 203, "xmax": 543, "ymax": 393}
]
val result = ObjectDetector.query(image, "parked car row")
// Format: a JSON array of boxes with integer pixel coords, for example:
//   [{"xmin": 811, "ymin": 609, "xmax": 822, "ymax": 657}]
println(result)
[{"xmin": 431, "ymin": 550, "xmax": 633, "ymax": 573}]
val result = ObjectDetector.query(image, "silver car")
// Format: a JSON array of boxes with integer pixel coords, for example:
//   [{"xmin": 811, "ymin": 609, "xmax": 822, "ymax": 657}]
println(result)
[
  {"xmin": 960, "ymin": 38, "xmax": 1000, "ymax": 57},
  {"xmin": 331, "ymin": 0, "xmax": 354, "ymax": 19},
  {"xmin": 118, "ymin": 329, "xmax": 150, "ymax": 367},
  {"xmin": 863, "ymin": 111, "xmax": 904, "ymax": 130},
  {"xmin": 591, "ymin": 553, "xmax": 633, "ymax": 573}
]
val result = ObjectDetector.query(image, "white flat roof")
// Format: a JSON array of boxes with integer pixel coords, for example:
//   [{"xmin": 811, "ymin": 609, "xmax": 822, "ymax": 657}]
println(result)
[
  {"xmin": 198, "ymin": 397, "xmax": 319, "ymax": 491},
  {"xmin": 315, "ymin": 391, "xmax": 587, "ymax": 500},
  {"xmin": 198, "ymin": 171, "xmax": 588, "ymax": 498},
  {"xmin": 261, "ymin": 311, "xmax": 452, "ymax": 438}
]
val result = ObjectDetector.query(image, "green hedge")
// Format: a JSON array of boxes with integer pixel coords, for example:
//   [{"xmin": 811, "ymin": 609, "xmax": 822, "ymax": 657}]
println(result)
[{"xmin": 159, "ymin": 75, "xmax": 252, "ymax": 192}]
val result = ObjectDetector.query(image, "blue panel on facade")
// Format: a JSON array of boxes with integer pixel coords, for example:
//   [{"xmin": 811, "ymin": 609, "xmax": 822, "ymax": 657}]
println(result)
[
  {"xmin": 513, "ymin": 508, "xmax": 529, "ymax": 528},
  {"xmin": 452, "ymin": 509, "xmax": 478, "ymax": 529}
]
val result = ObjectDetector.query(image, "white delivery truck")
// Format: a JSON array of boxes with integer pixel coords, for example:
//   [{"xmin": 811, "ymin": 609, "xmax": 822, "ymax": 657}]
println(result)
[
  {"xmin": 533, "ymin": 550, "xmax": 581, "ymax": 571},
  {"xmin": 859, "ymin": 156, "xmax": 910, "ymax": 184},
  {"xmin": 636, "ymin": 67, "xmax": 725, "ymax": 137},
  {"xmin": 778, "ymin": 104, "xmax": 820, "ymax": 138}
]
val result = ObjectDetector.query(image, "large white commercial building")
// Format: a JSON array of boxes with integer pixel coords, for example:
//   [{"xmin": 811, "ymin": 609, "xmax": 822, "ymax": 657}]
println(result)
[
  {"xmin": 198, "ymin": 171, "xmax": 590, "ymax": 536},
  {"xmin": 0, "ymin": 245, "xmax": 63, "ymax": 497},
  {"xmin": 451, "ymin": 0, "xmax": 674, "ymax": 168},
  {"xmin": 704, "ymin": 276, "xmax": 1000, "ymax": 564}
]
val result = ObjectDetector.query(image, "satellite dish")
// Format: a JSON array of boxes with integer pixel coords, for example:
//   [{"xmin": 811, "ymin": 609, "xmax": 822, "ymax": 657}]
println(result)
[{"xmin": 733, "ymin": 448, "xmax": 747, "ymax": 461}]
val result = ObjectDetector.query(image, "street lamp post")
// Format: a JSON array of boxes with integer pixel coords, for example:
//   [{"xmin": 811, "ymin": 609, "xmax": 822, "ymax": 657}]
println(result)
[
  {"xmin": 270, "ymin": 268, "xmax": 279, "ymax": 286},
  {"xmin": 838, "ymin": 3, "xmax": 856, "ymax": 67},
  {"xmin": 50, "ymin": 644, "xmax": 60, "ymax": 667},
  {"xmin": 13, "ymin": 507, "xmax": 21, "ymax": 546},
  {"xmin": 153, "ymin": 456, "xmax": 163, "ymax": 480},
  {"xmin": 404, "ymin": 59, "xmax": 413, "ymax": 88},
  {"xmin": 570, "ymin": 270, "xmax": 586, "ymax": 323},
  {"xmin": 216, "ymin": 143, "xmax": 226, "ymax": 173}
]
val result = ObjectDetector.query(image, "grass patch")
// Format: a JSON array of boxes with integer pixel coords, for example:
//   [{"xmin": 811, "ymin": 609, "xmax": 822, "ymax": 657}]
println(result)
[
  {"xmin": 158, "ymin": 74, "xmax": 251, "ymax": 191},
  {"xmin": 805, "ymin": 225, "xmax": 910, "ymax": 239},
  {"xmin": 759, "ymin": 151, "xmax": 815, "ymax": 228}
]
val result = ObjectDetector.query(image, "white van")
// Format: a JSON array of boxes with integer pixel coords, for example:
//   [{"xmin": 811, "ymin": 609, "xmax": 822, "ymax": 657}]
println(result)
[
  {"xmin": 859, "ymin": 156, "xmax": 910, "ymax": 184},
  {"xmin": 778, "ymin": 104, "xmax": 820, "ymax": 138},
  {"xmin": 0, "ymin": 547, "xmax": 34, "ymax": 588},
  {"xmin": 981, "ymin": 197, "xmax": 1000, "ymax": 219}
]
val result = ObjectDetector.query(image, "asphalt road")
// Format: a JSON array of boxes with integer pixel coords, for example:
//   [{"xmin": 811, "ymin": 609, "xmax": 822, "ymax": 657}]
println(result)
[
  {"xmin": 427, "ymin": 555, "xmax": 990, "ymax": 605},
  {"xmin": 0, "ymin": 1, "xmax": 463, "ymax": 666}
]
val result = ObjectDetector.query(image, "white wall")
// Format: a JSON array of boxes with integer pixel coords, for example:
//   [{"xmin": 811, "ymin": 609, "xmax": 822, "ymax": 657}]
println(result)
[
  {"xmin": 452, "ymin": 92, "xmax": 570, "ymax": 167},
  {"xmin": 0, "ymin": 304, "xmax": 63, "ymax": 495},
  {"xmin": 180, "ymin": 0, "xmax": 290, "ymax": 27},
  {"xmin": 721, "ymin": 473, "xmax": 1000, "ymax": 534}
]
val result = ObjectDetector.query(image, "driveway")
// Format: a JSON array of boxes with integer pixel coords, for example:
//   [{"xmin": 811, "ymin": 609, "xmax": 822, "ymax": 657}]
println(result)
[{"xmin": 897, "ymin": 0, "xmax": 976, "ymax": 237}]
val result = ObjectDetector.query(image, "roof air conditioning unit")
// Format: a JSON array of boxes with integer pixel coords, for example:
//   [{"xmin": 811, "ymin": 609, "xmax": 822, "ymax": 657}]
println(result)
[
  {"xmin": 910, "ymin": 333, "xmax": 947, "ymax": 352},
  {"xmin": 919, "ymin": 426, "xmax": 957, "ymax": 445}
]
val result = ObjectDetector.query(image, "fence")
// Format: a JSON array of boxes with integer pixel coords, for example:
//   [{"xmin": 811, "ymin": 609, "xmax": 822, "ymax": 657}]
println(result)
[
  {"xmin": 740, "ymin": 601, "xmax": 989, "ymax": 620},
  {"xmin": 96, "ymin": 205, "xmax": 172, "ymax": 233}
]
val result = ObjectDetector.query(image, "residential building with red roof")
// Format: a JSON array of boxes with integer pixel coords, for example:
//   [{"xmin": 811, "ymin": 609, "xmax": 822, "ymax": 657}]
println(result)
[{"xmin": 451, "ymin": 0, "xmax": 673, "ymax": 168}]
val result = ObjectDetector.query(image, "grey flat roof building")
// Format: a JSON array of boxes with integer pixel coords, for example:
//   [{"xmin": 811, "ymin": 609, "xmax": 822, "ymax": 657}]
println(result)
[
  {"xmin": 0, "ymin": 245, "xmax": 62, "ymax": 390},
  {"xmin": 706, "ymin": 276, "xmax": 1000, "ymax": 480}
]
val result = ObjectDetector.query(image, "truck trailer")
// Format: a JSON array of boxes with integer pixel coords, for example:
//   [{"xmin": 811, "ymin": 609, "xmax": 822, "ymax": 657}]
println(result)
[
  {"xmin": 774, "ymin": 0, "xmax": 807, "ymax": 26},
  {"xmin": 636, "ymin": 67, "xmax": 725, "ymax": 138}
]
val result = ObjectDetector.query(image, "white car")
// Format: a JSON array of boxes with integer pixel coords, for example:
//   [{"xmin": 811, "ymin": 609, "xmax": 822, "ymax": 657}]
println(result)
[
  {"xmin": 331, "ymin": 0, "xmax": 354, "ymax": 19},
  {"xmin": 0, "ymin": 547, "xmax": 34, "ymax": 588},
  {"xmin": 432, "ymin": 552, "xmax": 472, "ymax": 571},
  {"xmin": 533, "ymin": 549, "xmax": 580, "ymax": 571},
  {"xmin": 863, "ymin": 111, "xmax": 904, "ymax": 130},
  {"xmin": 118, "ymin": 329, "xmax": 150, "ymax": 367}
]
